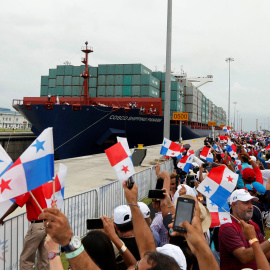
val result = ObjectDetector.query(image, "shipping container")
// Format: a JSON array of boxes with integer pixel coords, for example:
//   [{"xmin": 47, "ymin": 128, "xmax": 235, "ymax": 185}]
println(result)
[
  {"xmin": 152, "ymin": 71, "xmax": 162, "ymax": 81},
  {"xmin": 132, "ymin": 64, "xmax": 152, "ymax": 75},
  {"xmin": 123, "ymin": 64, "xmax": 132, "ymax": 74},
  {"xmin": 64, "ymin": 65, "xmax": 73, "ymax": 76},
  {"xmin": 171, "ymin": 81, "xmax": 181, "ymax": 91},
  {"xmin": 171, "ymin": 101, "xmax": 181, "ymax": 111},
  {"xmin": 106, "ymin": 65, "xmax": 115, "ymax": 75},
  {"xmin": 72, "ymin": 86, "xmax": 80, "ymax": 96},
  {"xmin": 185, "ymin": 86, "xmax": 198, "ymax": 96},
  {"xmin": 98, "ymin": 65, "xmax": 107, "ymax": 75},
  {"xmin": 49, "ymin": 79, "xmax": 56, "ymax": 88},
  {"xmin": 64, "ymin": 86, "xmax": 72, "ymax": 96},
  {"xmin": 55, "ymin": 86, "xmax": 64, "ymax": 96},
  {"xmin": 197, "ymin": 99, "xmax": 202, "ymax": 108},
  {"xmin": 185, "ymin": 104, "xmax": 197, "ymax": 114},
  {"xmin": 56, "ymin": 66, "xmax": 65, "ymax": 76},
  {"xmin": 72, "ymin": 77, "xmax": 80, "ymax": 86},
  {"xmin": 198, "ymin": 107, "xmax": 202, "ymax": 115},
  {"xmin": 64, "ymin": 76, "xmax": 72, "ymax": 85},
  {"xmin": 131, "ymin": 75, "xmax": 141, "ymax": 85},
  {"xmin": 123, "ymin": 86, "xmax": 132, "ymax": 96},
  {"xmin": 89, "ymin": 78, "xmax": 97, "ymax": 88},
  {"xmin": 97, "ymin": 86, "xmax": 106, "ymax": 97},
  {"xmin": 115, "ymin": 64, "xmax": 124, "ymax": 75},
  {"xmin": 185, "ymin": 95, "xmax": 197, "ymax": 105},
  {"xmin": 89, "ymin": 67, "xmax": 98, "ymax": 77},
  {"xmin": 161, "ymin": 73, "xmax": 177, "ymax": 82},
  {"xmin": 56, "ymin": 76, "xmax": 64, "ymax": 86},
  {"xmin": 115, "ymin": 86, "xmax": 123, "ymax": 97},
  {"xmin": 89, "ymin": 87, "xmax": 97, "ymax": 97},
  {"xmin": 115, "ymin": 75, "xmax": 123, "ymax": 86},
  {"xmin": 188, "ymin": 113, "xmax": 197, "ymax": 122},
  {"xmin": 106, "ymin": 86, "xmax": 114, "ymax": 96},
  {"xmin": 106, "ymin": 75, "xmax": 114, "ymax": 86},
  {"xmin": 49, "ymin": 69, "xmax": 57, "ymax": 79},
  {"xmin": 197, "ymin": 90, "xmax": 203, "ymax": 100},
  {"xmin": 141, "ymin": 75, "xmax": 160, "ymax": 88},
  {"xmin": 40, "ymin": 86, "xmax": 48, "ymax": 96},
  {"xmin": 131, "ymin": 86, "xmax": 140, "ymax": 97},
  {"xmin": 41, "ymin": 76, "xmax": 49, "ymax": 86},
  {"xmin": 141, "ymin": 86, "xmax": 159, "ymax": 97},
  {"xmin": 98, "ymin": 75, "xmax": 106, "ymax": 86},
  {"xmin": 72, "ymin": 66, "xmax": 81, "ymax": 77},
  {"xmin": 123, "ymin": 75, "xmax": 132, "ymax": 85}
]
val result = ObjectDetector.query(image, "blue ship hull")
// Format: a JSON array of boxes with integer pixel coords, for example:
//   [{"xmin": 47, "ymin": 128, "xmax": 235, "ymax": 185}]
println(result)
[{"xmin": 14, "ymin": 104, "xmax": 210, "ymax": 160}]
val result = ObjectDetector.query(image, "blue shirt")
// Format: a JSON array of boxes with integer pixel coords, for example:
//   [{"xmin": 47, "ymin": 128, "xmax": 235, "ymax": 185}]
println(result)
[{"xmin": 237, "ymin": 163, "xmax": 252, "ymax": 188}]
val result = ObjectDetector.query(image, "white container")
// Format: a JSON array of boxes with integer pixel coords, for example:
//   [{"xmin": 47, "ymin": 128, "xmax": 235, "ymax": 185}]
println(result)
[
  {"xmin": 197, "ymin": 99, "xmax": 202, "ymax": 108},
  {"xmin": 185, "ymin": 95, "xmax": 197, "ymax": 105},
  {"xmin": 197, "ymin": 90, "xmax": 203, "ymax": 101},
  {"xmin": 185, "ymin": 104, "xmax": 197, "ymax": 114},
  {"xmin": 188, "ymin": 113, "xmax": 197, "ymax": 122},
  {"xmin": 185, "ymin": 86, "xmax": 198, "ymax": 96}
]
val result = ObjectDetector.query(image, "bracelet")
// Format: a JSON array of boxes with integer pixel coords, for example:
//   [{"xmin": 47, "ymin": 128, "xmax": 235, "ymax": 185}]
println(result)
[
  {"xmin": 65, "ymin": 245, "xmax": 84, "ymax": 259},
  {"xmin": 119, "ymin": 244, "xmax": 127, "ymax": 255},
  {"xmin": 249, "ymin": 238, "xmax": 259, "ymax": 246},
  {"xmin": 127, "ymin": 203, "xmax": 139, "ymax": 207}
]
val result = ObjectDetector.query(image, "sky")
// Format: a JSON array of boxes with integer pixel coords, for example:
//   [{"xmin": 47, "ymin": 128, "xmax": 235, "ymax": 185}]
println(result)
[{"xmin": 1, "ymin": 0, "xmax": 270, "ymax": 131}]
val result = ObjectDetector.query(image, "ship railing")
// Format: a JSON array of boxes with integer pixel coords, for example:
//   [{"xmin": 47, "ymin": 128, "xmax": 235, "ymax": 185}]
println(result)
[
  {"xmin": 12, "ymin": 99, "xmax": 24, "ymax": 106},
  {"xmin": 0, "ymin": 147, "xmax": 204, "ymax": 269}
]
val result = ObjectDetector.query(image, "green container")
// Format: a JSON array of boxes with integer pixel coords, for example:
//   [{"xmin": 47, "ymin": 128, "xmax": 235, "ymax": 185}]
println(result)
[
  {"xmin": 49, "ymin": 79, "xmax": 56, "ymax": 88},
  {"xmin": 123, "ymin": 86, "xmax": 132, "ymax": 96},
  {"xmin": 106, "ymin": 86, "xmax": 114, "ymax": 96},
  {"xmin": 106, "ymin": 65, "xmax": 115, "ymax": 75},
  {"xmin": 98, "ymin": 75, "xmax": 106, "ymax": 86},
  {"xmin": 106, "ymin": 75, "xmax": 114, "ymax": 86},
  {"xmin": 141, "ymin": 75, "xmax": 160, "ymax": 88},
  {"xmin": 152, "ymin": 72, "xmax": 162, "ymax": 81},
  {"xmin": 56, "ymin": 76, "xmax": 64, "ymax": 86},
  {"xmin": 40, "ymin": 86, "xmax": 48, "ymax": 96},
  {"xmin": 131, "ymin": 75, "xmax": 141, "ymax": 85},
  {"xmin": 115, "ymin": 64, "xmax": 124, "ymax": 75},
  {"xmin": 72, "ymin": 77, "xmax": 80, "ymax": 86},
  {"xmin": 171, "ymin": 90, "xmax": 180, "ymax": 101},
  {"xmin": 41, "ymin": 76, "xmax": 49, "ymax": 86},
  {"xmin": 89, "ymin": 87, "xmax": 97, "ymax": 97},
  {"xmin": 171, "ymin": 81, "xmax": 181, "ymax": 91},
  {"xmin": 123, "ymin": 64, "xmax": 132, "ymax": 74},
  {"xmin": 56, "ymin": 66, "xmax": 65, "ymax": 76},
  {"xmin": 72, "ymin": 86, "xmax": 80, "ymax": 96},
  {"xmin": 115, "ymin": 75, "xmax": 123, "ymax": 85},
  {"xmin": 131, "ymin": 86, "xmax": 140, "ymax": 96},
  {"xmin": 97, "ymin": 86, "xmax": 106, "ymax": 97},
  {"xmin": 115, "ymin": 86, "xmax": 123, "ymax": 97},
  {"xmin": 132, "ymin": 64, "xmax": 151, "ymax": 75},
  {"xmin": 79, "ymin": 76, "xmax": 84, "ymax": 85},
  {"xmin": 161, "ymin": 73, "xmax": 176, "ymax": 82},
  {"xmin": 141, "ymin": 86, "xmax": 159, "ymax": 97},
  {"xmin": 123, "ymin": 75, "xmax": 132, "ymax": 85},
  {"xmin": 55, "ymin": 86, "xmax": 64, "ymax": 96},
  {"xmin": 49, "ymin": 69, "xmax": 57, "ymax": 79},
  {"xmin": 64, "ymin": 86, "xmax": 72, "ymax": 96},
  {"xmin": 72, "ymin": 66, "xmax": 81, "ymax": 76},
  {"xmin": 64, "ymin": 76, "xmax": 72, "ymax": 85},
  {"xmin": 89, "ymin": 67, "xmax": 98, "ymax": 77},
  {"xmin": 171, "ymin": 101, "xmax": 181, "ymax": 111},
  {"xmin": 89, "ymin": 78, "xmax": 97, "ymax": 88},
  {"xmin": 80, "ymin": 65, "xmax": 86, "ymax": 73},
  {"xmin": 64, "ymin": 65, "xmax": 73, "ymax": 75},
  {"xmin": 98, "ymin": 65, "xmax": 107, "ymax": 75}
]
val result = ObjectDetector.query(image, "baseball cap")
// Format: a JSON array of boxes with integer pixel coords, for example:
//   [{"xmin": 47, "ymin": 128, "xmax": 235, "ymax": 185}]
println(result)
[
  {"xmin": 138, "ymin": 202, "xmax": 150, "ymax": 219},
  {"xmin": 113, "ymin": 205, "xmax": 132, "ymax": 225},
  {"xmin": 157, "ymin": 244, "xmax": 187, "ymax": 270},
  {"xmin": 241, "ymin": 168, "xmax": 255, "ymax": 181},
  {"xmin": 249, "ymin": 156, "xmax": 256, "ymax": 162},
  {"xmin": 245, "ymin": 182, "xmax": 266, "ymax": 196},
  {"xmin": 229, "ymin": 189, "xmax": 258, "ymax": 204}
]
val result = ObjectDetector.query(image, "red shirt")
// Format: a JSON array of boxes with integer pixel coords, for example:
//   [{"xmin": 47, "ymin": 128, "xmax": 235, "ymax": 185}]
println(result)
[
  {"xmin": 219, "ymin": 218, "xmax": 265, "ymax": 270},
  {"xmin": 15, "ymin": 186, "xmax": 47, "ymax": 221}
]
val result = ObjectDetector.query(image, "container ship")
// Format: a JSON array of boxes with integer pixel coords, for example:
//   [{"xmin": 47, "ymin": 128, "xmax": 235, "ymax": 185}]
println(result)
[{"xmin": 13, "ymin": 42, "xmax": 226, "ymax": 160}]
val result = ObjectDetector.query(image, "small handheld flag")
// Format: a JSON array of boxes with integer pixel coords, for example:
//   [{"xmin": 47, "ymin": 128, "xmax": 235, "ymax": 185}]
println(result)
[{"xmin": 160, "ymin": 138, "xmax": 181, "ymax": 157}]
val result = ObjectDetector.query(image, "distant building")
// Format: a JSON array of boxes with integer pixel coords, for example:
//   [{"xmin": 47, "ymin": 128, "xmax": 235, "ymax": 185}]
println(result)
[{"xmin": 0, "ymin": 108, "xmax": 31, "ymax": 129}]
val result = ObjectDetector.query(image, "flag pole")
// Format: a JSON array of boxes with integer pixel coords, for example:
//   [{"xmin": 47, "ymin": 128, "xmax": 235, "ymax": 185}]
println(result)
[
  {"xmin": 29, "ymin": 191, "xmax": 43, "ymax": 213},
  {"xmin": 53, "ymin": 177, "xmax": 56, "ymax": 208},
  {"xmin": 220, "ymin": 206, "xmax": 240, "ymax": 222}
]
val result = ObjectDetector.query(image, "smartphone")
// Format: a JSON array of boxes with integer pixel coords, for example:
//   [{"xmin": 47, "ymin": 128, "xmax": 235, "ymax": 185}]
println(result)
[
  {"xmin": 155, "ymin": 177, "xmax": 164, "ymax": 190},
  {"xmin": 87, "ymin": 218, "xmax": 103, "ymax": 230},
  {"xmin": 202, "ymin": 163, "xmax": 207, "ymax": 168},
  {"xmin": 127, "ymin": 176, "xmax": 135, "ymax": 189},
  {"xmin": 173, "ymin": 197, "xmax": 195, "ymax": 232},
  {"xmin": 237, "ymin": 146, "xmax": 241, "ymax": 154},
  {"xmin": 148, "ymin": 189, "xmax": 165, "ymax": 199}
]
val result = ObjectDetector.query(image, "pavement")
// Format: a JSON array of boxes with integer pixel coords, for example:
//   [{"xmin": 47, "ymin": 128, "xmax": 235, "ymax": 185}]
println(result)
[{"xmin": 9, "ymin": 137, "xmax": 205, "ymax": 218}]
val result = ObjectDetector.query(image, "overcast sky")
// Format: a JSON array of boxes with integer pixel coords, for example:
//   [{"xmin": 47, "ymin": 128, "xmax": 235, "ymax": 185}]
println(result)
[{"xmin": 1, "ymin": 0, "xmax": 269, "ymax": 131}]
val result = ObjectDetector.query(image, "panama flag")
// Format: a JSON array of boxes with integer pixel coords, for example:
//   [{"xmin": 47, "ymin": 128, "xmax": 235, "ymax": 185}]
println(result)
[
  {"xmin": 0, "ymin": 145, "xmax": 13, "ymax": 177},
  {"xmin": 265, "ymin": 145, "xmax": 270, "ymax": 150},
  {"xmin": 117, "ymin": 137, "xmax": 131, "ymax": 157},
  {"xmin": 234, "ymin": 160, "xmax": 242, "ymax": 172},
  {"xmin": 213, "ymin": 144, "xmax": 223, "ymax": 153},
  {"xmin": 218, "ymin": 136, "xmax": 227, "ymax": 143},
  {"xmin": 42, "ymin": 163, "xmax": 67, "ymax": 209},
  {"xmin": 197, "ymin": 166, "xmax": 238, "ymax": 208},
  {"xmin": 105, "ymin": 141, "xmax": 135, "ymax": 183},
  {"xmin": 206, "ymin": 198, "xmax": 231, "ymax": 228},
  {"xmin": 200, "ymin": 147, "xmax": 213, "ymax": 163},
  {"xmin": 177, "ymin": 154, "xmax": 194, "ymax": 173},
  {"xmin": 160, "ymin": 138, "xmax": 181, "ymax": 157},
  {"xmin": 226, "ymin": 140, "xmax": 237, "ymax": 158},
  {"xmin": 223, "ymin": 126, "xmax": 230, "ymax": 133},
  {"xmin": 0, "ymin": 127, "xmax": 54, "ymax": 202}
]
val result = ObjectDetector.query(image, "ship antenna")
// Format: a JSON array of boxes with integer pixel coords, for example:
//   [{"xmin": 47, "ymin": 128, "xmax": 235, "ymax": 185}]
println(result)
[{"xmin": 81, "ymin": 41, "xmax": 93, "ymax": 105}]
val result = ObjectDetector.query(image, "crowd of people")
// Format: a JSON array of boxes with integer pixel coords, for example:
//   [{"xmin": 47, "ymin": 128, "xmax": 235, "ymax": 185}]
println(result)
[{"xmin": 2, "ymin": 132, "xmax": 270, "ymax": 270}]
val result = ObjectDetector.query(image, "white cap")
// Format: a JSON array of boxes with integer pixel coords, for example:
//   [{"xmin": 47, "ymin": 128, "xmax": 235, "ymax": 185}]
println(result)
[
  {"xmin": 250, "ymin": 156, "xmax": 256, "ymax": 162},
  {"xmin": 113, "ymin": 205, "xmax": 132, "ymax": 225},
  {"xmin": 229, "ymin": 189, "xmax": 259, "ymax": 204},
  {"xmin": 157, "ymin": 244, "xmax": 187, "ymax": 270},
  {"xmin": 138, "ymin": 202, "xmax": 150, "ymax": 219}
]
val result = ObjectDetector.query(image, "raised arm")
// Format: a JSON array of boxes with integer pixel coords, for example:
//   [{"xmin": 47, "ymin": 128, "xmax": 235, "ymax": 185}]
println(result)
[{"xmin": 0, "ymin": 202, "xmax": 19, "ymax": 225}]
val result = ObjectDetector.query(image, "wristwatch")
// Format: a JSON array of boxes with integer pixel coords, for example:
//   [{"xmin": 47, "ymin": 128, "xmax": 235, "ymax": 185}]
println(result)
[
  {"xmin": 48, "ymin": 251, "xmax": 60, "ymax": 260},
  {"xmin": 62, "ymin": 236, "xmax": 82, "ymax": 252},
  {"xmin": 249, "ymin": 238, "xmax": 259, "ymax": 245}
]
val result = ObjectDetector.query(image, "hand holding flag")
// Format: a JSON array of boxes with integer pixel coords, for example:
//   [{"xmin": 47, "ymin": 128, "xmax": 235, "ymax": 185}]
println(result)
[
  {"xmin": 160, "ymin": 138, "xmax": 181, "ymax": 157},
  {"xmin": 177, "ymin": 154, "xmax": 194, "ymax": 173},
  {"xmin": 200, "ymin": 146, "xmax": 213, "ymax": 163}
]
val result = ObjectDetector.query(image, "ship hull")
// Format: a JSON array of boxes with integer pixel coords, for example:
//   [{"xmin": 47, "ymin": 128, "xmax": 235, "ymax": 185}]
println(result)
[{"xmin": 14, "ymin": 104, "xmax": 210, "ymax": 160}]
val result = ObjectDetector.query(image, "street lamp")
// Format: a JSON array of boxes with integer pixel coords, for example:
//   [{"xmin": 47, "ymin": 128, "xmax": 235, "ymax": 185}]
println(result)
[
  {"xmin": 233, "ymin": 101, "xmax": 237, "ymax": 131},
  {"xmin": 179, "ymin": 89, "xmax": 184, "ymax": 143},
  {"xmin": 225, "ymin": 57, "xmax": 234, "ymax": 127}
]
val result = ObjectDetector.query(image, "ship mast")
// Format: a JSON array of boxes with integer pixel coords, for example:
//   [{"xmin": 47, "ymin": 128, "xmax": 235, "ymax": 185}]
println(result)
[{"xmin": 81, "ymin": 41, "xmax": 93, "ymax": 105}]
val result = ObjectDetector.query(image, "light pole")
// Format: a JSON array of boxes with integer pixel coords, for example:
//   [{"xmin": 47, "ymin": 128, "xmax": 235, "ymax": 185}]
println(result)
[
  {"xmin": 233, "ymin": 101, "xmax": 237, "ymax": 131},
  {"xmin": 237, "ymin": 110, "xmax": 239, "ymax": 131},
  {"xmin": 179, "ymin": 89, "xmax": 184, "ymax": 143},
  {"xmin": 226, "ymin": 57, "xmax": 234, "ymax": 127}
]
